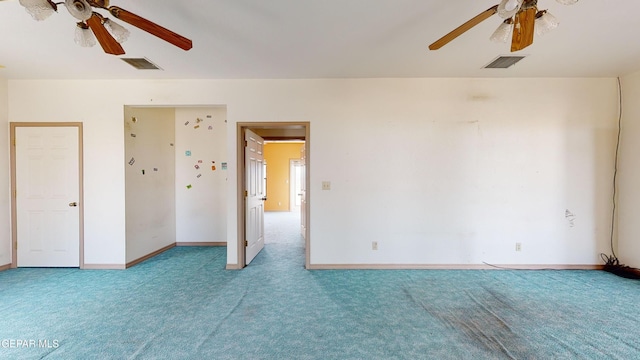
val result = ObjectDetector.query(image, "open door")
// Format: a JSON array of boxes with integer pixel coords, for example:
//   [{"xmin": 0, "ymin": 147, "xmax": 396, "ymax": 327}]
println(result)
[
  {"xmin": 300, "ymin": 145, "xmax": 306, "ymax": 239},
  {"xmin": 289, "ymin": 159, "xmax": 303, "ymax": 213},
  {"xmin": 236, "ymin": 122, "xmax": 309, "ymax": 269},
  {"xmin": 245, "ymin": 129, "xmax": 266, "ymax": 264}
]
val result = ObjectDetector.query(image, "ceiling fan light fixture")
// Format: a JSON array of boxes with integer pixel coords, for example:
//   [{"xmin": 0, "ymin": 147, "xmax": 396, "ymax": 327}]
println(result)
[
  {"xmin": 104, "ymin": 18, "xmax": 129, "ymax": 43},
  {"xmin": 19, "ymin": 0, "xmax": 56, "ymax": 21},
  {"xmin": 490, "ymin": 19, "xmax": 514, "ymax": 43},
  {"xmin": 535, "ymin": 10, "xmax": 559, "ymax": 36},
  {"xmin": 74, "ymin": 22, "xmax": 96, "ymax": 47},
  {"xmin": 65, "ymin": 0, "xmax": 92, "ymax": 21},
  {"xmin": 498, "ymin": 0, "xmax": 524, "ymax": 19}
]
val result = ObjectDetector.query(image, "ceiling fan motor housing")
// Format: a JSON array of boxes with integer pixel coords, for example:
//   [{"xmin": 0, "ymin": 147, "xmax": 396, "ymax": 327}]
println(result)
[
  {"xmin": 87, "ymin": 0, "xmax": 109, "ymax": 7},
  {"xmin": 65, "ymin": 0, "xmax": 92, "ymax": 21}
]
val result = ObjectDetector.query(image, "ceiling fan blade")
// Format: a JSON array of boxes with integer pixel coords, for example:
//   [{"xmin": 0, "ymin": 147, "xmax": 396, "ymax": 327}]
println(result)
[
  {"xmin": 86, "ymin": 13, "xmax": 125, "ymax": 55},
  {"xmin": 510, "ymin": 7, "xmax": 536, "ymax": 52},
  {"xmin": 429, "ymin": 5, "xmax": 499, "ymax": 50},
  {"xmin": 108, "ymin": 6, "xmax": 193, "ymax": 51}
]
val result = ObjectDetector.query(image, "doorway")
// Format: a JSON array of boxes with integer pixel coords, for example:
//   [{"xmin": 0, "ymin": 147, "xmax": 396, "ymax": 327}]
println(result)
[
  {"xmin": 236, "ymin": 122, "xmax": 310, "ymax": 269},
  {"xmin": 10, "ymin": 122, "xmax": 84, "ymax": 268},
  {"xmin": 263, "ymin": 141, "xmax": 305, "ymax": 247}
]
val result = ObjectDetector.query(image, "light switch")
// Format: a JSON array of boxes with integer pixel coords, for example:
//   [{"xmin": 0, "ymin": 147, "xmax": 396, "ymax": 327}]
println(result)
[{"xmin": 322, "ymin": 181, "xmax": 331, "ymax": 190}]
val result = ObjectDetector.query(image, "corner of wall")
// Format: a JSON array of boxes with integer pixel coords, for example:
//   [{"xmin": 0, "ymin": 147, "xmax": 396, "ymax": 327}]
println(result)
[
  {"xmin": 124, "ymin": 107, "xmax": 177, "ymax": 263},
  {"xmin": 617, "ymin": 71, "xmax": 640, "ymax": 268}
]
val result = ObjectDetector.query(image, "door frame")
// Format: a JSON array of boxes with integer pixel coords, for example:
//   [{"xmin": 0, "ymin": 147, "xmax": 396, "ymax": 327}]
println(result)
[
  {"xmin": 236, "ymin": 122, "xmax": 310, "ymax": 269},
  {"xmin": 9, "ymin": 122, "xmax": 85, "ymax": 269}
]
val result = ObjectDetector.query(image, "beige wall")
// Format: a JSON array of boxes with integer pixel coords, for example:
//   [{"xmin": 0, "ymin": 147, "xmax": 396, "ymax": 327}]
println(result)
[
  {"xmin": 124, "ymin": 107, "xmax": 176, "ymax": 263},
  {"xmin": 617, "ymin": 72, "xmax": 640, "ymax": 268},
  {"xmin": 5, "ymin": 78, "xmax": 619, "ymax": 267},
  {"xmin": 175, "ymin": 107, "xmax": 227, "ymax": 244}
]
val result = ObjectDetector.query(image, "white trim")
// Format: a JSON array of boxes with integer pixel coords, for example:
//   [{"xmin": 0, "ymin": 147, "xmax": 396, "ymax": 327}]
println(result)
[
  {"xmin": 82, "ymin": 264, "xmax": 126, "ymax": 270},
  {"xmin": 126, "ymin": 243, "xmax": 176, "ymax": 268},
  {"xmin": 306, "ymin": 264, "xmax": 605, "ymax": 270}
]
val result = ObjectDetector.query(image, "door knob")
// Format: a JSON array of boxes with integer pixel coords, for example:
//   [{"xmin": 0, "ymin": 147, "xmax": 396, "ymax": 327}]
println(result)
[
  {"xmin": 261, "ymin": 197, "xmax": 267, "ymax": 201},
  {"xmin": 69, "ymin": 202, "xmax": 78, "ymax": 207}
]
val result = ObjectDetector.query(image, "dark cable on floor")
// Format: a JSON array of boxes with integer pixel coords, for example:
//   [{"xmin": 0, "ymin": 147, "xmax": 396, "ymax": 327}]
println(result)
[{"xmin": 601, "ymin": 77, "xmax": 640, "ymax": 280}]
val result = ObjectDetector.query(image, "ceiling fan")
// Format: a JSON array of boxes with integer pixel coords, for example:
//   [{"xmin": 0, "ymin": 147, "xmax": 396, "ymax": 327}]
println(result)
[
  {"xmin": 14, "ymin": 0, "xmax": 192, "ymax": 55},
  {"xmin": 429, "ymin": 0, "xmax": 578, "ymax": 52}
]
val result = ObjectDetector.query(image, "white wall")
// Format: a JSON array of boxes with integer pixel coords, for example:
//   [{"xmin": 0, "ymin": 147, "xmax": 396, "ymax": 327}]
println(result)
[
  {"xmin": 308, "ymin": 79, "xmax": 617, "ymax": 265},
  {"xmin": 6, "ymin": 78, "xmax": 618, "ymax": 267},
  {"xmin": 0, "ymin": 79, "xmax": 9, "ymax": 266},
  {"xmin": 617, "ymin": 72, "xmax": 640, "ymax": 268},
  {"xmin": 175, "ymin": 107, "xmax": 227, "ymax": 244},
  {"xmin": 124, "ymin": 107, "xmax": 176, "ymax": 263}
]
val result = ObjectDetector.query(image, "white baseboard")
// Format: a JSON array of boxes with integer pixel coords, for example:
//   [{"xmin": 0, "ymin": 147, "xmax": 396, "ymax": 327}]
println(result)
[
  {"xmin": 82, "ymin": 264, "xmax": 126, "ymax": 270},
  {"xmin": 306, "ymin": 264, "xmax": 605, "ymax": 270},
  {"xmin": 126, "ymin": 243, "xmax": 176, "ymax": 268}
]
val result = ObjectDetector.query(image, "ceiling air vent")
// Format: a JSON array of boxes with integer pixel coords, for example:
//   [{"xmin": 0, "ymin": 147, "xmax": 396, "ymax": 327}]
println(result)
[
  {"xmin": 483, "ymin": 56, "xmax": 526, "ymax": 69},
  {"xmin": 121, "ymin": 58, "xmax": 162, "ymax": 70}
]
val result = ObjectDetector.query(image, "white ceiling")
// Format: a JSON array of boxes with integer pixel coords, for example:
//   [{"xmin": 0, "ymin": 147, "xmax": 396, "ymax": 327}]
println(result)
[{"xmin": 1, "ymin": 0, "xmax": 640, "ymax": 80}]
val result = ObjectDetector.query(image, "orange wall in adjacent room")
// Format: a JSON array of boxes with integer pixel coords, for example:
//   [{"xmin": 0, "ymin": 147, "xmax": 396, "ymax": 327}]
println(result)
[{"xmin": 264, "ymin": 142, "xmax": 304, "ymax": 211}]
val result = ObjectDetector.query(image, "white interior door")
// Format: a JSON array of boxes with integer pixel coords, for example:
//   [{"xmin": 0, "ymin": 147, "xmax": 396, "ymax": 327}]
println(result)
[
  {"xmin": 300, "ymin": 145, "xmax": 306, "ymax": 239},
  {"xmin": 245, "ymin": 129, "xmax": 266, "ymax": 265},
  {"xmin": 290, "ymin": 160, "xmax": 303, "ymax": 212},
  {"xmin": 15, "ymin": 126, "xmax": 80, "ymax": 267}
]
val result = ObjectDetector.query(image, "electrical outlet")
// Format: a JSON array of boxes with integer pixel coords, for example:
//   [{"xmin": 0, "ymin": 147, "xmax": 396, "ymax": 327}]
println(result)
[
  {"xmin": 322, "ymin": 181, "xmax": 331, "ymax": 190},
  {"xmin": 372, "ymin": 241, "xmax": 378, "ymax": 250},
  {"xmin": 515, "ymin": 242, "xmax": 522, "ymax": 252}
]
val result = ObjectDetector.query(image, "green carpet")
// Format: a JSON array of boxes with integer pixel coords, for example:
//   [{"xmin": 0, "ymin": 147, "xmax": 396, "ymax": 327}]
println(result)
[{"xmin": 1, "ymin": 213, "xmax": 639, "ymax": 359}]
